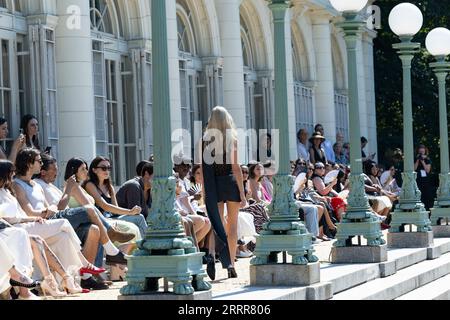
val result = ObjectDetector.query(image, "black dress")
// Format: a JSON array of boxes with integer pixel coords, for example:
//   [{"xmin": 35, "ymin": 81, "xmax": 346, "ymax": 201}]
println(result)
[
  {"xmin": 415, "ymin": 156, "xmax": 434, "ymax": 211},
  {"xmin": 202, "ymin": 142, "xmax": 240, "ymax": 269},
  {"xmin": 310, "ymin": 146, "xmax": 327, "ymax": 164}
]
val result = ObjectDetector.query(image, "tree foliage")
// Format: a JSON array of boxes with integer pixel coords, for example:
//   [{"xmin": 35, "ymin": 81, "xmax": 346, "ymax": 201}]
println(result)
[{"xmin": 374, "ymin": 0, "xmax": 449, "ymax": 175}]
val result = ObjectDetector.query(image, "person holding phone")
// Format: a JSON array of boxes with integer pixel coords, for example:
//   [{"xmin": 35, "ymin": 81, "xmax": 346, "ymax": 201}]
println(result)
[
  {"xmin": 20, "ymin": 115, "xmax": 41, "ymax": 151},
  {"xmin": 0, "ymin": 118, "xmax": 25, "ymax": 162},
  {"xmin": 414, "ymin": 144, "xmax": 434, "ymax": 211}
]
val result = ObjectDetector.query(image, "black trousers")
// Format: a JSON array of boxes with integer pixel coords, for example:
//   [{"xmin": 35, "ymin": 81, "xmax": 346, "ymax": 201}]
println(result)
[{"xmin": 202, "ymin": 162, "xmax": 232, "ymax": 269}]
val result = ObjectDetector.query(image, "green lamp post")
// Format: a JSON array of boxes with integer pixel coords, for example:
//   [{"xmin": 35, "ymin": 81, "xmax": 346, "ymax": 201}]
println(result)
[
  {"xmin": 329, "ymin": 0, "xmax": 386, "ymax": 262},
  {"xmin": 120, "ymin": 0, "xmax": 211, "ymax": 296},
  {"xmin": 250, "ymin": 0, "xmax": 318, "ymax": 270},
  {"xmin": 426, "ymin": 28, "xmax": 450, "ymax": 231},
  {"xmin": 387, "ymin": 3, "xmax": 432, "ymax": 240}
]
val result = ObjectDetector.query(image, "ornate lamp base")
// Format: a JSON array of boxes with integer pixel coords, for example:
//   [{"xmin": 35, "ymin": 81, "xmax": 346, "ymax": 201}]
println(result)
[
  {"xmin": 333, "ymin": 215, "xmax": 386, "ymax": 248},
  {"xmin": 120, "ymin": 251, "xmax": 211, "ymax": 296},
  {"xmin": 389, "ymin": 206, "xmax": 432, "ymax": 233},
  {"xmin": 250, "ymin": 175, "xmax": 318, "ymax": 266},
  {"xmin": 430, "ymin": 173, "xmax": 450, "ymax": 226},
  {"xmin": 121, "ymin": 177, "xmax": 211, "ymax": 296}
]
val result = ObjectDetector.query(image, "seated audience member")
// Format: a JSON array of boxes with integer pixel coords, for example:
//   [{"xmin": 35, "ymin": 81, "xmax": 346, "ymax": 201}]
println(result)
[
  {"xmin": 117, "ymin": 161, "xmax": 153, "ymax": 219},
  {"xmin": 311, "ymin": 162, "xmax": 339, "ymax": 197},
  {"xmin": 64, "ymin": 158, "xmax": 140, "ymax": 259},
  {"xmin": 309, "ymin": 132, "xmax": 327, "ymax": 165},
  {"xmin": 363, "ymin": 161, "xmax": 393, "ymax": 218},
  {"xmin": 0, "ymin": 117, "xmax": 25, "ymax": 162},
  {"xmin": 248, "ymin": 162, "xmax": 271, "ymax": 205},
  {"xmin": 84, "ymin": 156, "xmax": 147, "ymax": 238},
  {"xmin": 21, "ymin": 115, "xmax": 41, "ymax": 151},
  {"xmin": 0, "ymin": 220, "xmax": 84, "ymax": 297}
]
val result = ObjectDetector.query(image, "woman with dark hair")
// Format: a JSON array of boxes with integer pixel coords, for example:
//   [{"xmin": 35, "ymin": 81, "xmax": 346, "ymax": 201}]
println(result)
[
  {"xmin": 0, "ymin": 160, "xmax": 95, "ymax": 295},
  {"xmin": 309, "ymin": 132, "xmax": 328, "ymax": 165},
  {"xmin": 415, "ymin": 144, "xmax": 434, "ymax": 210},
  {"xmin": 248, "ymin": 162, "xmax": 270, "ymax": 205},
  {"xmin": 12, "ymin": 149, "xmax": 126, "ymax": 283},
  {"xmin": 84, "ymin": 156, "xmax": 147, "ymax": 238},
  {"xmin": 363, "ymin": 161, "xmax": 393, "ymax": 219},
  {"xmin": 64, "ymin": 157, "xmax": 140, "ymax": 266},
  {"xmin": 0, "ymin": 117, "xmax": 25, "ymax": 161},
  {"xmin": 20, "ymin": 115, "xmax": 40, "ymax": 151}
]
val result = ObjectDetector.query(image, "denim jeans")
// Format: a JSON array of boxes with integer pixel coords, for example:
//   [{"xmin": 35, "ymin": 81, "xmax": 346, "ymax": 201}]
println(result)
[
  {"xmin": 51, "ymin": 207, "xmax": 112, "ymax": 231},
  {"xmin": 299, "ymin": 203, "xmax": 319, "ymax": 237},
  {"xmin": 115, "ymin": 214, "xmax": 148, "ymax": 238}
]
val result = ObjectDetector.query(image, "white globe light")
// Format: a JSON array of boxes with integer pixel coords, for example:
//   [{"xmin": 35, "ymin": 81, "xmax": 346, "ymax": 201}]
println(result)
[
  {"xmin": 329, "ymin": 0, "xmax": 368, "ymax": 13},
  {"xmin": 426, "ymin": 28, "xmax": 450, "ymax": 57},
  {"xmin": 388, "ymin": 3, "xmax": 423, "ymax": 37}
]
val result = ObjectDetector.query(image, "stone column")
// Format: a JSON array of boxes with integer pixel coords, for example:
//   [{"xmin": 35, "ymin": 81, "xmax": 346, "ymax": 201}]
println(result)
[
  {"xmin": 166, "ymin": 0, "xmax": 183, "ymax": 138},
  {"xmin": 55, "ymin": 0, "xmax": 96, "ymax": 164},
  {"xmin": 311, "ymin": 10, "xmax": 336, "ymax": 140},
  {"xmin": 216, "ymin": 0, "xmax": 248, "ymax": 162},
  {"xmin": 284, "ymin": 10, "xmax": 298, "ymax": 161},
  {"xmin": 362, "ymin": 29, "xmax": 378, "ymax": 161}
]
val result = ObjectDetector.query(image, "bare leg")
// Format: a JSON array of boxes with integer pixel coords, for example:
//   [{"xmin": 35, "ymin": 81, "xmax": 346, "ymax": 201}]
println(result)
[
  {"xmin": 82, "ymin": 225, "xmax": 100, "ymax": 263},
  {"xmin": 29, "ymin": 236, "xmax": 51, "ymax": 278},
  {"xmin": 41, "ymin": 240, "xmax": 69, "ymax": 279},
  {"xmin": 84, "ymin": 206, "xmax": 110, "ymax": 245},
  {"xmin": 225, "ymin": 202, "xmax": 240, "ymax": 267},
  {"xmin": 195, "ymin": 217, "xmax": 211, "ymax": 243},
  {"xmin": 321, "ymin": 205, "xmax": 337, "ymax": 229}
]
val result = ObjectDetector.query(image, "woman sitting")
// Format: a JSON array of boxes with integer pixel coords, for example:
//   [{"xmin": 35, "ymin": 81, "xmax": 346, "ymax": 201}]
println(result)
[
  {"xmin": 84, "ymin": 157, "xmax": 147, "ymax": 239},
  {"xmin": 0, "ymin": 160, "xmax": 105, "ymax": 284},
  {"xmin": 0, "ymin": 220, "xmax": 84, "ymax": 297},
  {"xmin": 248, "ymin": 162, "xmax": 271, "ymax": 206},
  {"xmin": 65, "ymin": 158, "xmax": 141, "ymax": 260},
  {"xmin": 311, "ymin": 162, "xmax": 339, "ymax": 198},
  {"xmin": 363, "ymin": 161, "xmax": 394, "ymax": 219}
]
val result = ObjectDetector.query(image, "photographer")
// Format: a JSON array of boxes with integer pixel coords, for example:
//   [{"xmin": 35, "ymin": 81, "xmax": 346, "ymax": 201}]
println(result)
[{"xmin": 414, "ymin": 144, "xmax": 434, "ymax": 210}]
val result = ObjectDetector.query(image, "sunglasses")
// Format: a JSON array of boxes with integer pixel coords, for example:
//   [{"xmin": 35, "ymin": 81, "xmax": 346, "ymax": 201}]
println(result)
[{"xmin": 96, "ymin": 166, "xmax": 112, "ymax": 172}]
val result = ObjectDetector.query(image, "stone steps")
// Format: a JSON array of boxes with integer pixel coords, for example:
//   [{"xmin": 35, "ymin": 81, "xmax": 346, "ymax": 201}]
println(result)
[
  {"xmin": 213, "ymin": 238, "xmax": 450, "ymax": 300},
  {"xmin": 396, "ymin": 274, "xmax": 450, "ymax": 300},
  {"xmin": 331, "ymin": 251, "xmax": 450, "ymax": 300}
]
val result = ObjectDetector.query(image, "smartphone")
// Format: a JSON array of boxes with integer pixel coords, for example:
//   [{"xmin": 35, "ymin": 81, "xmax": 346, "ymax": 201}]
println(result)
[
  {"xmin": 19, "ymin": 128, "xmax": 23, "ymax": 135},
  {"xmin": 44, "ymin": 146, "xmax": 52, "ymax": 154}
]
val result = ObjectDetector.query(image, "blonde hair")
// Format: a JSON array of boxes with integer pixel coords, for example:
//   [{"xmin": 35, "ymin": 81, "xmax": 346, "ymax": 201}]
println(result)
[{"xmin": 204, "ymin": 106, "xmax": 237, "ymax": 153}]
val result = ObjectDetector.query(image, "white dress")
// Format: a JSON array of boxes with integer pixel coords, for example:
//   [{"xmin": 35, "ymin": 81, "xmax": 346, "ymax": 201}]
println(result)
[
  {"xmin": 0, "ymin": 224, "xmax": 34, "ymax": 277},
  {"xmin": 0, "ymin": 238, "xmax": 15, "ymax": 294},
  {"xmin": 0, "ymin": 188, "xmax": 83, "ymax": 274}
]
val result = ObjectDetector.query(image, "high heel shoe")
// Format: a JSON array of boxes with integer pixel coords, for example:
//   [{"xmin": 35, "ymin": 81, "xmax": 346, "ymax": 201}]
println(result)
[
  {"xmin": 62, "ymin": 275, "xmax": 89, "ymax": 294},
  {"xmin": 227, "ymin": 267, "xmax": 238, "ymax": 279},
  {"xmin": 40, "ymin": 274, "xmax": 67, "ymax": 298},
  {"xmin": 79, "ymin": 264, "xmax": 106, "ymax": 276}
]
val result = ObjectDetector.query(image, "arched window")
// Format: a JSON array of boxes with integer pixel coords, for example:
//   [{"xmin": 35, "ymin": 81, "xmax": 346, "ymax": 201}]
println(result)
[
  {"xmin": 90, "ymin": 0, "xmax": 123, "ymax": 37},
  {"xmin": 332, "ymin": 35, "xmax": 349, "ymax": 143},
  {"xmin": 292, "ymin": 27, "xmax": 314, "ymax": 135},
  {"xmin": 90, "ymin": 0, "xmax": 135, "ymax": 185},
  {"xmin": 177, "ymin": 0, "xmax": 208, "ymax": 158},
  {"xmin": 0, "ymin": 2, "xmax": 29, "ymax": 154}
]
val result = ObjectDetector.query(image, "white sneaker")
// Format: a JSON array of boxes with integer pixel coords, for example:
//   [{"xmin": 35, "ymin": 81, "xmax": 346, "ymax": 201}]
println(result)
[{"xmin": 236, "ymin": 250, "xmax": 253, "ymax": 258}]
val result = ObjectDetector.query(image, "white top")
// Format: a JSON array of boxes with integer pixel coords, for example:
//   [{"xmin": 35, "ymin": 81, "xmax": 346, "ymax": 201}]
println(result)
[
  {"xmin": 0, "ymin": 188, "xmax": 28, "ymax": 219},
  {"xmin": 14, "ymin": 178, "xmax": 46, "ymax": 211},
  {"xmin": 34, "ymin": 178, "xmax": 63, "ymax": 206},
  {"xmin": 297, "ymin": 142, "xmax": 310, "ymax": 162}
]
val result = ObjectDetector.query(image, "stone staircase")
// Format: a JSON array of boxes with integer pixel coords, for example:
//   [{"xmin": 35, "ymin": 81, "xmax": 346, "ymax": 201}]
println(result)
[{"xmin": 213, "ymin": 238, "xmax": 450, "ymax": 300}]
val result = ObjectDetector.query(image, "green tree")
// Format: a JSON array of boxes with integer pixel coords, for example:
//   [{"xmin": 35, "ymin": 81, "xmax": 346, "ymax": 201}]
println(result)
[{"xmin": 374, "ymin": 0, "xmax": 449, "ymax": 182}]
